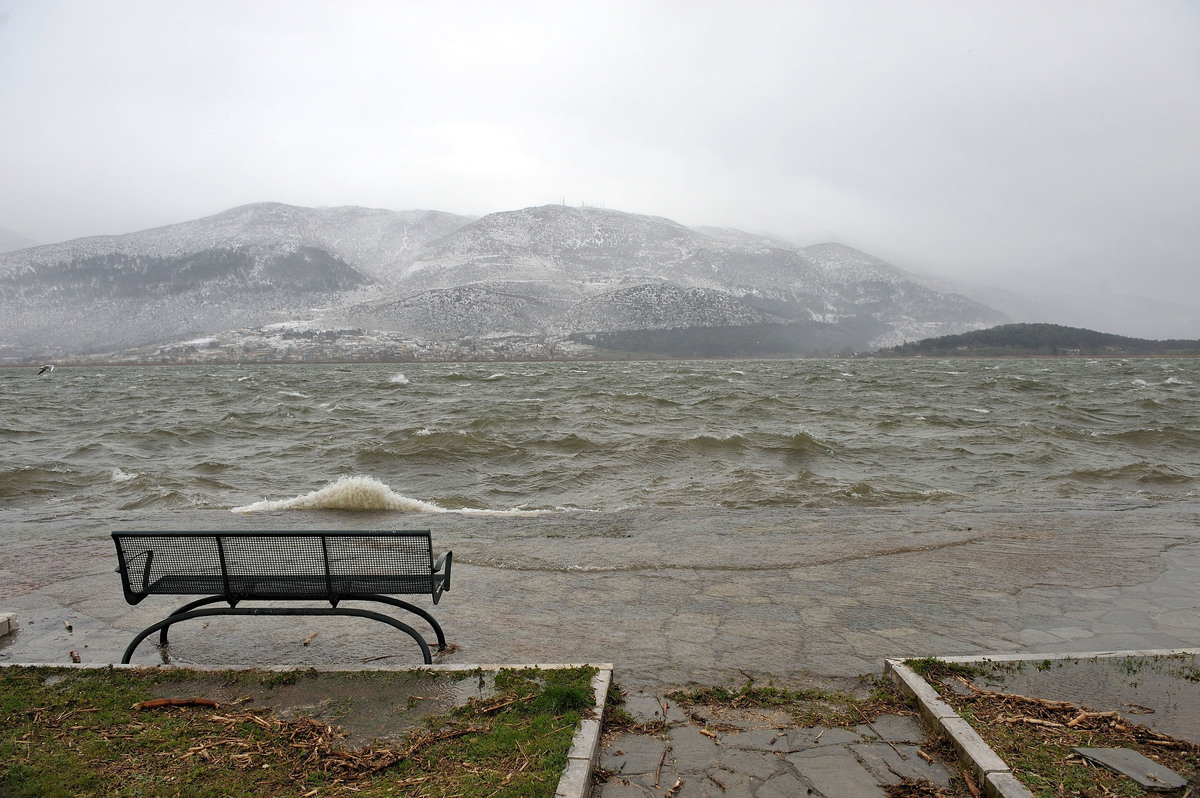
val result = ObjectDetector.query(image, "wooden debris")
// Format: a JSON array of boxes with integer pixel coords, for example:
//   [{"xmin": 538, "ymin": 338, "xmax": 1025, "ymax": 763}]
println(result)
[
  {"xmin": 134, "ymin": 697, "xmax": 220, "ymax": 711},
  {"xmin": 955, "ymin": 676, "xmax": 1075, "ymax": 709},
  {"xmin": 856, "ymin": 704, "xmax": 907, "ymax": 760},
  {"xmin": 1067, "ymin": 710, "xmax": 1120, "ymax": 728},
  {"xmin": 962, "ymin": 769, "xmax": 982, "ymax": 797},
  {"xmin": 302, "ymin": 632, "xmax": 318, "ymax": 646},
  {"xmin": 997, "ymin": 715, "xmax": 1065, "ymax": 728}
]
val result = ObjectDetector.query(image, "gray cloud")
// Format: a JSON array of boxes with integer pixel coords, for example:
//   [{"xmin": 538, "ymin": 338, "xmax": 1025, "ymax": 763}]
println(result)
[{"xmin": 1, "ymin": 0, "xmax": 1197, "ymax": 334}]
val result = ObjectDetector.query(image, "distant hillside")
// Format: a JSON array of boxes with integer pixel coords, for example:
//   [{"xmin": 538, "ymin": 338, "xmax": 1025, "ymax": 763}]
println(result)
[
  {"xmin": 0, "ymin": 202, "xmax": 1007, "ymax": 361},
  {"xmin": 885, "ymin": 323, "xmax": 1200, "ymax": 356}
]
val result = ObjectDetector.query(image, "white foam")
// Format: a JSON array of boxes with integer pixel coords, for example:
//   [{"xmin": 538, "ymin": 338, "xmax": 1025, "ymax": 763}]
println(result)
[
  {"xmin": 111, "ymin": 468, "xmax": 138, "ymax": 483},
  {"xmin": 230, "ymin": 475, "xmax": 545, "ymax": 516},
  {"xmin": 389, "ymin": 373, "xmax": 410, "ymax": 385}
]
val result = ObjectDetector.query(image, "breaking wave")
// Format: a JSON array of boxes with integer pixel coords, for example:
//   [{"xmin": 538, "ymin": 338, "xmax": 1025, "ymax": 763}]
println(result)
[{"xmin": 230, "ymin": 475, "xmax": 544, "ymax": 516}]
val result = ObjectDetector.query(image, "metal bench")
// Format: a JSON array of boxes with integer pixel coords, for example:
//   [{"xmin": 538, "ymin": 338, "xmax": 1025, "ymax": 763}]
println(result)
[{"xmin": 113, "ymin": 530, "xmax": 452, "ymax": 665}]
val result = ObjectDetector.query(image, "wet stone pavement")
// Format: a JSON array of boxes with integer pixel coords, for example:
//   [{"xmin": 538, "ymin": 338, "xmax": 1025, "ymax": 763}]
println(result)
[{"xmin": 596, "ymin": 691, "xmax": 956, "ymax": 798}]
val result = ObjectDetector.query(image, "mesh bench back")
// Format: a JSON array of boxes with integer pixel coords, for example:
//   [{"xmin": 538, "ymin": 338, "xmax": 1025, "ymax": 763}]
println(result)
[{"xmin": 113, "ymin": 530, "xmax": 435, "ymax": 602}]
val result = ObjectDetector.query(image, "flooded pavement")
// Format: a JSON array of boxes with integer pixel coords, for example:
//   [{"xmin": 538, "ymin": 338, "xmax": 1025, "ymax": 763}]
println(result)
[{"xmin": 3, "ymin": 511, "xmax": 1200, "ymax": 690}]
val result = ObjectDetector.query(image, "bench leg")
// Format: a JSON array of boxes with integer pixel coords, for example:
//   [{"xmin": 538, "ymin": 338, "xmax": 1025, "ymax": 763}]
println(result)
[
  {"xmin": 342, "ymin": 594, "xmax": 447, "ymax": 650},
  {"xmin": 157, "ymin": 596, "xmax": 232, "ymax": 647},
  {"xmin": 121, "ymin": 606, "xmax": 433, "ymax": 665}
]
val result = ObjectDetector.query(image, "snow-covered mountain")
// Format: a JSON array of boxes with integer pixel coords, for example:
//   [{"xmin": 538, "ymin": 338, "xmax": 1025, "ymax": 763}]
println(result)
[{"xmin": 0, "ymin": 202, "xmax": 1006, "ymax": 360}]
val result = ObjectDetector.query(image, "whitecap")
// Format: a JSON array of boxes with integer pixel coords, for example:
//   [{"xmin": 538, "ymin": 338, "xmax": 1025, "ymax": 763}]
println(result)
[
  {"xmin": 111, "ymin": 468, "xmax": 138, "ymax": 483},
  {"xmin": 230, "ymin": 475, "xmax": 545, "ymax": 516},
  {"xmin": 278, "ymin": 391, "xmax": 310, "ymax": 399},
  {"xmin": 484, "ymin": 374, "xmax": 504, "ymax": 381},
  {"xmin": 970, "ymin": 408, "xmax": 991, "ymax": 414},
  {"xmin": 389, "ymin": 373, "xmax": 410, "ymax": 385}
]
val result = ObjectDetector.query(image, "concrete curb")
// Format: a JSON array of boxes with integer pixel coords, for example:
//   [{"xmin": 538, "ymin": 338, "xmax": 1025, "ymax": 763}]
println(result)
[
  {"xmin": 556, "ymin": 666, "xmax": 612, "ymax": 798},
  {"xmin": 0, "ymin": 659, "xmax": 613, "ymax": 798},
  {"xmin": 886, "ymin": 659, "xmax": 1030, "ymax": 798},
  {"xmin": 0, "ymin": 613, "xmax": 16, "ymax": 638},
  {"xmin": 886, "ymin": 649, "xmax": 1200, "ymax": 798}
]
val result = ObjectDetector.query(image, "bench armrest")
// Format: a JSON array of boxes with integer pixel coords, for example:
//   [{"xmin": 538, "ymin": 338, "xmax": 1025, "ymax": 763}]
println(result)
[
  {"xmin": 115, "ymin": 549, "xmax": 154, "ymax": 601},
  {"xmin": 433, "ymin": 550, "xmax": 452, "ymax": 599}
]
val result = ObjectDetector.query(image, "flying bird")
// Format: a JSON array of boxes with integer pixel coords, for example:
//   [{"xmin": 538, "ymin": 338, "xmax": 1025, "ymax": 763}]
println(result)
[{"xmin": 37, "ymin": 364, "xmax": 54, "ymax": 376}]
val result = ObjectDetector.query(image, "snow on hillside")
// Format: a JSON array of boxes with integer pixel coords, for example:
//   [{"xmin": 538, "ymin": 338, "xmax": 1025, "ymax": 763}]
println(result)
[{"xmin": 0, "ymin": 201, "xmax": 1009, "ymax": 359}]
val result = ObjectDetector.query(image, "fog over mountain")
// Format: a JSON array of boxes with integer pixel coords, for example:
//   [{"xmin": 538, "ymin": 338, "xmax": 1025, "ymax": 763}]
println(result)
[
  {"xmin": 0, "ymin": 228, "xmax": 37, "ymax": 254},
  {"xmin": 0, "ymin": 202, "xmax": 1013, "ymax": 361}
]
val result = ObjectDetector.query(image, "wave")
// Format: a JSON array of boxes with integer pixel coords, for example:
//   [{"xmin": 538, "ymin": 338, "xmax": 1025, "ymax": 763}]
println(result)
[
  {"xmin": 389, "ymin": 373, "xmax": 410, "ymax": 385},
  {"xmin": 230, "ymin": 475, "xmax": 544, "ymax": 516},
  {"xmin": 111, "ymin": 468, "xmax": 139, "ymax": 483}
]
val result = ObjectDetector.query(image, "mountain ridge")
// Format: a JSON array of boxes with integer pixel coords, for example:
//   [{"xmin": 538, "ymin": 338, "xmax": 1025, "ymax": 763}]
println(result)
[{"xmin": 0, "ymin": 202, "xmax": 1007, "ymax": 361}]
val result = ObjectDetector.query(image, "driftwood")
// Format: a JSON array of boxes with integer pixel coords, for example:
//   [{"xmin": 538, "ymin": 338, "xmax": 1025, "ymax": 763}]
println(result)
[
  {"xmin": 997, "ymin": 715, "xmax": 1065, "ymax": 728},
  {"xmin": 955, "ymin": 676, "xmax": 1075, "ymax": 709},
  {"xmin": 133, "ymin": 697, "xmax": 220, "ymax": 711},
  {"xmin": 1066, "ymin": 710, "xmax": 1120, "ymax": 728}
]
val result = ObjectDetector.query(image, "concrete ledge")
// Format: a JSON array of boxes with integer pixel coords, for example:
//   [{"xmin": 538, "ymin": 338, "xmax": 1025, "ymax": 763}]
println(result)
[
  {"xmin": 556, "ymin": 666, "xmax": 612, "ymax": 798},
  {"xmin": 886, "ymin": 659, "xmax": 1031, "ymax": 798},
  {"xmin": 0, "ymin": 613, "xmax": 16, "ymax": 638},
  {"xmin": 986, "ymin": 771, "xmax": 1035, "ymax": 798},
  {"xmin": 935, "ymin": 648, "xmax": 1200, "ymax": 665}
]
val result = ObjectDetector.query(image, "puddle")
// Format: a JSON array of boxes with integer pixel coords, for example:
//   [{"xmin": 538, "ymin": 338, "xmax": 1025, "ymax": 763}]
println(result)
[
  {"xmin": 974, "ymin": 654, "xmax": 1200, "ymax": 744},
  {"xmin": 151, "ymin": 669, "xmax": 496, "ymax": 748}
]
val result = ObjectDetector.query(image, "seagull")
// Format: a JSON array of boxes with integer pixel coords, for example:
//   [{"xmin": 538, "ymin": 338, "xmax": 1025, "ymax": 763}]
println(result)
[{"xmin": 36, "ymin": 364, "xmax": 54, "ymax": 376}]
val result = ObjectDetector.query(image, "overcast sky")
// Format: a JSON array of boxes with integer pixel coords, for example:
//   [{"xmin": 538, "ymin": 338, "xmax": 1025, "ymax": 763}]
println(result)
[{"xmin": 2, "ymin": 1, "xmax": 1198, "ymax": 325}]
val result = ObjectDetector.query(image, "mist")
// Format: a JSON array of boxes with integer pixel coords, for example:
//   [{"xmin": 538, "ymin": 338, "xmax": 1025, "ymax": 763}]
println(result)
[{"xmin": 1, "ymin": 0, "xmax": 1197, "ymax": 337}]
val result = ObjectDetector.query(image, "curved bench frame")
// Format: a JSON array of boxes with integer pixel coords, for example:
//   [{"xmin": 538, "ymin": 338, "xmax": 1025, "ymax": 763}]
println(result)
[{"xmin": 113, "ymin": 530, "xmax": 451, "ymax": 666}]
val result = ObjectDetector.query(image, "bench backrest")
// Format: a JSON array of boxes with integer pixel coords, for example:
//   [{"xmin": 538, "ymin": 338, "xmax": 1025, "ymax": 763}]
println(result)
[{"xmin": 112, "ymin": 530, "xmax": 440, "ymax": 604}]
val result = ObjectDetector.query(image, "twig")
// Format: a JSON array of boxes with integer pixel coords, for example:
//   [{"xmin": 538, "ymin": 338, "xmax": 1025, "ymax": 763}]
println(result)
[
  {"xmin": 302, "ymin": 632, "xmax": 318, "ymax": 646},
  {"xmin": 855, "ymin": 704, "xmax": 906, "ymax": 760},
  {"xmin": 997, "ymin": 715, "xmax": 1065, "ymax": 728},
  {"xmin": 361, "ymin": 654, "xmax": 394, "ymax": 663},
  {"xmin": 654, "ymin": 745, "xmax": 669, "ymax": 788},
  {"xmin": 955, "ymin": 677, "xmax": 1075, "ymax": 709}
]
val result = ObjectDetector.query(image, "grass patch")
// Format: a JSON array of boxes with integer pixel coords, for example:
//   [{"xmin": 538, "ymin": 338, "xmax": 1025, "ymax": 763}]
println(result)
[{"xmin": 0, "ymin": 665, "xmax": 597, "ymax": 797}]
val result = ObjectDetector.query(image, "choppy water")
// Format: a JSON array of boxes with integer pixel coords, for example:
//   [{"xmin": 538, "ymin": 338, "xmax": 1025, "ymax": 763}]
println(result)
[
  {"xmin": 4, "ymin": 357, "xmax": 1200, "ymax": 682},
  {"xmin": 1, "ymin": 358, "xmax": 1198, "ymax": 577},
  {"xmin": 3, "ymin": 358, "xmax": 1197, "ymax": 513}
]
